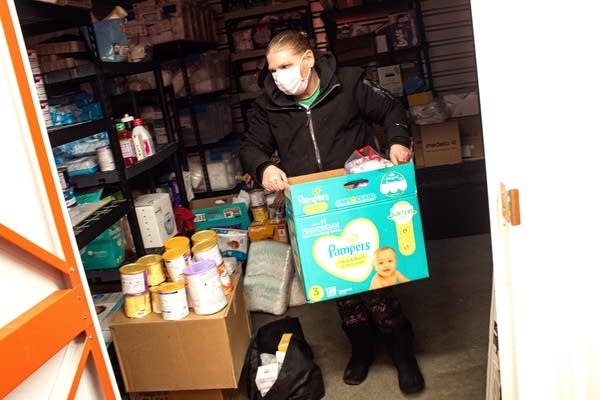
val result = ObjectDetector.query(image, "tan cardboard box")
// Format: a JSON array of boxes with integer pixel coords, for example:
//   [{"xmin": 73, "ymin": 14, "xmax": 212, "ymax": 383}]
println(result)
[
  {"xmin": 129, "ymin": 389, "xmax": 237, "ymax": 400},
  {"xmin": 412, "ymin": 121, "xmax": 462, "ymax": 167},
  {"xmin": 451, "ymin": 115, "xmax": 484, "ymax": 159},
  {"xmin": 110, "ymin": 274, "xmax": 251, "ymax": 392},
  {"xmin": 248, "ymin": 220, "xmax": 288, "ymax": 243}
]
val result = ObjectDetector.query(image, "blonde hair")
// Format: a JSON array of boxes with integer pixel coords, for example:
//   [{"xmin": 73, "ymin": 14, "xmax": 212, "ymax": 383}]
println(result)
[{"xmin": 266, "ymin": 30, "xmax": 312, "ymax": 57}]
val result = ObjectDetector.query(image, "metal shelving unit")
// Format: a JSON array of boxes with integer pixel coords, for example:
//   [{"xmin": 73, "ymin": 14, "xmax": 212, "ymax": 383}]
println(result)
[
  {"xmin": 72, "ymin": 199, "xmax": 131, "ymax": 249},
  {"xmin": 16, "ymin": 3, "xmax": 188, "ymax": 258}
]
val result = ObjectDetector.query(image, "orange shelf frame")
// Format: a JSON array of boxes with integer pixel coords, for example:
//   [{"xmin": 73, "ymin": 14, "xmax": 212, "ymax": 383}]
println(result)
[{"xmin": 0, "ymin": 2, "xmax": 116, "ymax": 398}]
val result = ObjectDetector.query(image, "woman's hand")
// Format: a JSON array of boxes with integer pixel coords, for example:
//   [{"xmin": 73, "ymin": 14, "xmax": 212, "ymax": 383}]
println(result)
[
  {"xmin": 262, "ymin": 165, "xmax": 289, "ymax": 192},
  {"xmin": 389, "ymin": 144, "xmax": 413, "ymax": 165}
]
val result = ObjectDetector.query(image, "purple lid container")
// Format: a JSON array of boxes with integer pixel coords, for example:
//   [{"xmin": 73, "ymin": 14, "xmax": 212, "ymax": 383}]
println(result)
[{"xmin": 183, "ymin": 259, "xmax": 216, "ymax": 275}]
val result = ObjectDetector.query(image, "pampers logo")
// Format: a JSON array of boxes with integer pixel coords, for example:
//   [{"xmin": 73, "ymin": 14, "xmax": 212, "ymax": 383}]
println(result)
[
  {"xmin": 380, "ymin": 171, "xmax": 408, "ymax": 197},
  {"xmin": 298, "ymin": 186, "xmax": 330, "ymax": 214},
  {"xmin": 328, "ymin": 241, "xmax": 371, "ymax": 258},
  {"xmin": 313, "ymin": 218, "xmax": 379, "ymax": 282}
]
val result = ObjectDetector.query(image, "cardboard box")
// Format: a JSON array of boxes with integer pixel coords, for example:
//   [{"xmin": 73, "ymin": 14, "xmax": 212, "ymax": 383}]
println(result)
[
  {"xmin": 407, "ymin": 91, "xmax": 433, "ymax": 107},
  {"xmin": 334, "ymin": 34, "xmax": 375, "ymax": 63},
  {"xmin": 452, "ymin": 115, "xmax": 484, "ymax": 159},
  {"xmin": 248, "ymin": 219, "xmax": 288, "ymax": 243},
  {"xmin": 134, "ymin": 193, "xmax": 177, "ymax": 249},
  {"xmin": 190, "ymin": 194, "xmax": 250, "ymax": 231},
  {"xmin": 109, "ymin": 274, "xmax": 251, "ymax": 392},
  {"xmin": 412, "ymin": 121, "xmax": 462, "ymax": 167},
  {"xmin": 129, "ymin": 389, "xmax": 237, "ymax": 400},
  {"xmin": 285, "ymin": 164, "xmax": 429, "ymax": 303},
  {"xmin": 377, "ymin": 64, "xmax": 403, "ymax": 97}
]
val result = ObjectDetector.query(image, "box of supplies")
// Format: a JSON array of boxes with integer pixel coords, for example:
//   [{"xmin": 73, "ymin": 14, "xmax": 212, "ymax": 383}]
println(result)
[{"xmin": 285, "ymin": 163, "xmax": 429, "ymax": 303}]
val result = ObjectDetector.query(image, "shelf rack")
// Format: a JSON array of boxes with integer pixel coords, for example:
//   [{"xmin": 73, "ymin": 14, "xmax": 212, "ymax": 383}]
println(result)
[{"xmin": 72, "ymin": 199, "xmax": 130, "ymax": 249}]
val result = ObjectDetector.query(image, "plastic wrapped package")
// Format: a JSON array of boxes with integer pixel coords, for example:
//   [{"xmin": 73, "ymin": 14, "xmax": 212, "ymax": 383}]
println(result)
[
  {"xmin": 62, "ymin": 156, "xmax": 98, "ymax": 176},
  {"xmin": 243, "ymin": 240, "xmax": 294, "ymax": 315},
  {"xmin": 289, "ymin": 271, "xmax": 307, "ymax": 307},
  {"xmin": 187, "ymin": 154, "xmax": 207, "ymax": 193},
  {"xmin": 409, "ymin": 99, "xmax": 449, "ymax": 125}
]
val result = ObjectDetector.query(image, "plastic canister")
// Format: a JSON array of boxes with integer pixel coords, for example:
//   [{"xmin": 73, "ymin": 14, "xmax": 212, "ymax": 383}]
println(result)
[
  {"xmin": 191, "ymin": 230, "xmax": 223, "ymax": 266},
  {"xmin": 96, "ymin": 145, "xmax": 116, "ymax": 172},
  {"xmin": 164, "ymin": 236, "xmax": 192, "ymax": 265},
  {"xmin": 136, "ymin": 254, "xmax": 166, "ymax": 287},
  {"xmin": 124, "ymin": 291, "xmax": 151, "ymax": 318},
  {"xmin": 162, "ymin": 247, "xmax": 187, "ymax": 282},
  {"xmin": 157, "ymin": 281, "xmax": 189, "ymax": 320},
  {"xmin": 183, "ymin": 260, "xmax": 227, "ymax": 315},
  {"xmin": 119, "ymin": 263, "xmax": 147, "ymax": 295}
]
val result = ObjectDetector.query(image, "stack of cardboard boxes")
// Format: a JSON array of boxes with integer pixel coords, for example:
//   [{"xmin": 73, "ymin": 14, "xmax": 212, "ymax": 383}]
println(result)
[
  {"xmin": 124, "ymin": 0, "xmax": 217, "ymax": 47},
  {"xmin": 408, "ymin": 91, "xmax": 484, "ymax": 169}
]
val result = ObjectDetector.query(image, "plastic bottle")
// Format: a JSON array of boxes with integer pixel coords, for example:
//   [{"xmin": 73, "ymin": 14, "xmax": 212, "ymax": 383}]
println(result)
[
  {"xmin": 116, "ymin": 122, "xmax": 137, "ymax": 166},
  {"xmin": 133, "ymin": 118, "xmax": 155, "ymax": 157},
  {"xmin": 130, "ymin": 120, "xmax": 146, "ymax": 161},
  {"xmin": 121, "ymin": 113, "xmax": 135, "ymax": 130}
]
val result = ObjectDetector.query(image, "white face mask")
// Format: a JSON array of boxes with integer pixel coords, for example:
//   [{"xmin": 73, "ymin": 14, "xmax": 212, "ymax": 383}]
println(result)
[{"xmin": 272, "ymin": 52, "xmax": 311, "ymax": 96}]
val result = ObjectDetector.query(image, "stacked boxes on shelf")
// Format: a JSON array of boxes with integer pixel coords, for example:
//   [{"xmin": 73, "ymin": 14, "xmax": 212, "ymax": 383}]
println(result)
[{"xmin": 124, "ymin": 0, "xmax": 218, "ymax": 47}]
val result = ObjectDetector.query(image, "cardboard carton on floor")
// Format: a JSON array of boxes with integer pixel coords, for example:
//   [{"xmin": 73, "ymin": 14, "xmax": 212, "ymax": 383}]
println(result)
[
  {"xmin": 451, "ymin": 115, "xmax": 484, "ymax": 159},
  {"xmin": 412, "ymin": 121, "xmax": 462, "ymax": 168},
  {"xmin": 109, "ymin": 274, "xmax": 251, "ymax": 392},
  {"xmin": 285, "ymin": 163, "xmax": 429, "ymax": 303}
]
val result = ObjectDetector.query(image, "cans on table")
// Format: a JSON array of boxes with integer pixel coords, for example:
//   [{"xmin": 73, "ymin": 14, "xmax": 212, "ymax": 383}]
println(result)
[
  {"xmin": 164, "ymin": 236, "xmax": 192, "ymax": 265},
  {"xmin": 119, "ymin": 263, "xmax": 147, "ymax": 295},
  {"xmin": 136, "ymin": 254, "xmax": 166, "ymax": 287},
  {"xmin": 124, "ymin": 291, "xmax": 151, "ymax": 318},
  {"xmin": 156, "ymin": 281, "xmax": 189, "ymax": 320},
  {"xmin": 183, "ymin": 260, "xmax": 227, "ymax": 315},
  {"xmin": 162, "ymin": 247, "xmax": 188, "ymax": 282},
  {"xmin": 191, "ymin": 230, "xmax": 222, "ymax": 266}
]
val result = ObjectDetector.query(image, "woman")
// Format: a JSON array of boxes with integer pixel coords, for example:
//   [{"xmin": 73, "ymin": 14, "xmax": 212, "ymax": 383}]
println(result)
[{"xmin": 239, "ymin": 30, "xmax": 425, "ymax": 394}]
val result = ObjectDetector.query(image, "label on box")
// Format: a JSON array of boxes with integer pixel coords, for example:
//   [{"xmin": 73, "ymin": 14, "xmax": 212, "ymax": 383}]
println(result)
[{"xmin": 377, "ymin": 65, "xmax": 403, "ymax": 97}]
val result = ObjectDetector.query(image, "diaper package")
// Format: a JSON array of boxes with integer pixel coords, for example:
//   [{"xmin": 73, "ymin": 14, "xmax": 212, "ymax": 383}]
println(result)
[
  {"xmin": 243, "ymin": 240, "xmax": 294, "ymax": 315},
  {"xmin": 285, "ymin": 162, "xmax": 429, "ymax": 303}
]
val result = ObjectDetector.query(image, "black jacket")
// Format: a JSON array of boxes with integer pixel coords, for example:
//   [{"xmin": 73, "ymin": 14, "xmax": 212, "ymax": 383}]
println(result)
[{"xmin": 239, "ymin": 51, "xmax": 411, "ymax": 181}]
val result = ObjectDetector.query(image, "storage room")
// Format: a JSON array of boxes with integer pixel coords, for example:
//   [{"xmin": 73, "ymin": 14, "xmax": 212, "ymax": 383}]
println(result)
[{"xmin": 5, "ymin": 0, "xmax": 493, "ymax": 399}]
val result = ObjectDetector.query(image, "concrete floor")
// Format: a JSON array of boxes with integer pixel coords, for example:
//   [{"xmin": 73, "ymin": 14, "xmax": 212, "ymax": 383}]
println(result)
[{"xmin": 243, "ymin": 233, "xmax": 493, "ymax": 400}]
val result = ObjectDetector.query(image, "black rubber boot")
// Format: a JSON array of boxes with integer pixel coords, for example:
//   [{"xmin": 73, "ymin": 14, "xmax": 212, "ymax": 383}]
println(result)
[
  {"xmin": 342, "ymin": 323, "xmax": 375, "ymax": 385},
  {"xmin": 384, "ymin": 319, "xmax": 425, "ymax": 394}
]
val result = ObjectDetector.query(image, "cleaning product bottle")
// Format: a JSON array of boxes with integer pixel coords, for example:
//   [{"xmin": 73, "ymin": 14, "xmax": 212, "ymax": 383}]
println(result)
[
  {"xmin": 133, "ymin": 118, "xmax": 155, "ymax": 157},
  {"xmin": 130, "ymin": 119, "xmax": 146, "ymax": 161},
  {"xmin": 121, "ymin": 113, "xmax": 135, "ymax": 130},
  {"xmin": 115, "ymin": 122, "xmax": 137, "ymax": 166}
]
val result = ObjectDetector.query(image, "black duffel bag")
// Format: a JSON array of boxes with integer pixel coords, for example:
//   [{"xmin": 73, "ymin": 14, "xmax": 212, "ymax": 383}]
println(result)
[{"xmin": 240, "ymin": 317, "xmax": 325, "ymax": 400}]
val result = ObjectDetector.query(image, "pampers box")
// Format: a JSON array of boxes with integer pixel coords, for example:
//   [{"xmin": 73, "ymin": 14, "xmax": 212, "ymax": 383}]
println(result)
[{"xmin": 285, "ymin": 163, "xmax": 429, "ymax": 303}]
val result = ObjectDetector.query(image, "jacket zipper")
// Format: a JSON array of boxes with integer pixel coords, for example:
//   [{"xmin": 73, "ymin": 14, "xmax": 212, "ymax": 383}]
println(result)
[
  {"xmin": 305, "ymin": 109, "xmax": 322, "ymax": 171},
  {"xmin": 305, "ymin": 83, "xmax": 340, "ymax": 172}
]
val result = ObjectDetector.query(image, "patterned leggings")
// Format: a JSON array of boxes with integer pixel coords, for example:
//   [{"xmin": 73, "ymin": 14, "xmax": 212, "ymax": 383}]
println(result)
[{"xmin": 335, "ymin": 286, "xmax": 404, "ymax": 334}]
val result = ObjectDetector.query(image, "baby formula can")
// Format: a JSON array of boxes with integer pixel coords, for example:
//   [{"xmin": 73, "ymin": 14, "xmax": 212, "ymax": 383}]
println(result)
[
  {"xmin": 96, "ymin": 145, "xmax": 116, "ymax": 172},
  {"xmin": 124, "ymin": 291, "xmax": 151, "ymax": 318},
  {"xmin": 137, "ymin": 254, "xmax": 166, "ymax": 287},
  {"xmin": 157, "ymin": 281, "xmax": 189, "ymax": 320},
  {"xmin": 119, "ymin": 263, "xmax": 147, "ymax": 295},
  {"xmin": 162, "ymin": 247, "xmax": 187, "ymax": 282},
  {"xmin": 183, "ymin": 260, "xmax": 227, "ymax": 315},
  {"xmin": 149, "ymin": 285, "xmax": 162, "ymax": 313},
  {"xmin": 191, "ymin": 230, "xmax": 223, "ymax": 266},
  {"xmin": 164, "ymin": 236, "xmax": 192, "ymax": 265},
  {"xmin": 57, "ymin": 166, "xmax": 71, "ymax": 190},
  {"xmin": 62, "ymin": 187, "xmax": 77, "ymax": 208}
]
